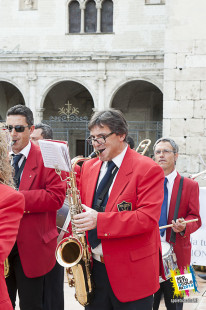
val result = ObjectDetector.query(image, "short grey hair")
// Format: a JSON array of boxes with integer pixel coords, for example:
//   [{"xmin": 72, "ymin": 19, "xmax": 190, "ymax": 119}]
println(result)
[
  {"xmin": 153, "ymin": 137, "xmax": 179, "ymax": 153},
  {"xmin": 35, "ymin": 123, "xmax": 53, "ymax": 139}
]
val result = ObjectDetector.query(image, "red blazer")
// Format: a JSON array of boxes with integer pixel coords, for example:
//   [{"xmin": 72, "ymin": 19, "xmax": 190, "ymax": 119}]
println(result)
[
  {"xmin": 0, "ymin": 184, "xmax": 24, "ymax": 310},
  {"xmin": 166, "ymin": 173, "xmax": 201, "ymax": 268},
  {"xmin": 17, "ymin": 143, "xmax": 66, "ymax": 278},
  {"xmin": 80, "ymin": 147, "xmax": 165, "ymax": 302}
]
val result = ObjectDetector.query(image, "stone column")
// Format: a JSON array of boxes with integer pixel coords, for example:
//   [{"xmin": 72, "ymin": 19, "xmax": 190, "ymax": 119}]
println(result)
[
  {"xmin": 80, "ymin": 3, "xmax": 85, "ymax": 33},
  {"xmin": 96, "ymin": 61, "xmax": 107, "ymax": 110},
  {"xmin": 26, "ymin": 75, "xmax": 37, "ymax": 120},
  {"xmin": 35, "ymin": 108, "xmax": 45, "ymax": 123},
  {"xmin": 96, "ymin": 2, "xmax": 102, "ymax": 33}
]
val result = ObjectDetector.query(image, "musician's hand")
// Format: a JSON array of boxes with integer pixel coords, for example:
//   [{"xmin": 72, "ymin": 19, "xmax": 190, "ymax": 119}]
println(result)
[
  {"xmin": 172, "ymin": 218, "xmax": 186, "ymax": 233},
  {"xmin": 73, "ymin": 204, "xmax": 98, "ymax": 232}
]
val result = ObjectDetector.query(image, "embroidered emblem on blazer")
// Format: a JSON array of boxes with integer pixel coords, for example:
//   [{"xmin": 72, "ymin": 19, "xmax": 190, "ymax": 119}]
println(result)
[{"xmin": 117, "ymin": 201, "xmax": 132, "ymax": 212}]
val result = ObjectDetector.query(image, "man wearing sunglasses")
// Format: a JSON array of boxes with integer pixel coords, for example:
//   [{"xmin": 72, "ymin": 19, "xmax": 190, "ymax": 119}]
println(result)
[
  {"xmin": 73, "ymin": 109, "xmax": 165, "ymax": 310},
  {"xmin": 5, "ymin": 105, "xmax": 66, "ymax": 310},
  {"xmin": 153, "ymin": 138, "xmax": 201, "ymax": 310}
]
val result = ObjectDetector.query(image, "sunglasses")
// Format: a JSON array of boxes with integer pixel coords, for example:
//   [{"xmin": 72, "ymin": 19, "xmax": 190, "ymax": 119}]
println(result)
[{"xmin": 5, "ymin": 125, "xmax": 29, "ymax": 133}]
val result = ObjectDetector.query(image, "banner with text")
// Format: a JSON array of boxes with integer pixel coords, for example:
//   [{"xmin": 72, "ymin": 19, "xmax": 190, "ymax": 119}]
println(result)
[{"xmin": 191, "ymin": 187, "xmax": 206, "ymax": 266}]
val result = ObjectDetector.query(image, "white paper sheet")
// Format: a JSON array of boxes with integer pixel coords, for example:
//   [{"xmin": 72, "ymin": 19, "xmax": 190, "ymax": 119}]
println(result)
[{"xmin": 38, "ymin": 139, "xmax": 72, "ymax": 172}]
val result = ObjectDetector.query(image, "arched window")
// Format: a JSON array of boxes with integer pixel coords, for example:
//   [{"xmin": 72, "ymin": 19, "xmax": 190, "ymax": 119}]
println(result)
[
  {"xmin": 101, "ymin": 0, "xmax": 113, "ymax": 33},
  {"xmin": 69, "ymin": 0, "xmax": 81, "ymax": 33},
  {"xmin": 85, "ymin": 0, "xmax": 97, "ymax": 33}
]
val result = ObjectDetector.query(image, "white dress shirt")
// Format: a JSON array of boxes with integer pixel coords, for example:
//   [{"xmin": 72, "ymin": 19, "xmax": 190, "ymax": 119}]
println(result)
[
  {"xmin": 160, "ymin": 169, "xmax": 177, "ymax": 241},
  {"xmin": 92, "ymin": 145, "xmax": 128, "ymax": 256},
  {"xmin": 11, "ymin": 141, "xmax": 31, "ymax": 180}
]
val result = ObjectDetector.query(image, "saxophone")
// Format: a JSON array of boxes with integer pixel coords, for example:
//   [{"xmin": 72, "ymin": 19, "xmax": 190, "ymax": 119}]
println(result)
[
  {"xmin": 56, "ymin": 150, "xmax": 102, "ymax": 306},
  {"xmin": 4, "ymin": 258, "xmax": 9, "ymax": 278}
]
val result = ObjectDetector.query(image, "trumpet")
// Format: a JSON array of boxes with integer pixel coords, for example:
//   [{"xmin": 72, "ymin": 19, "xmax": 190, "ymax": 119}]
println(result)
[{"xmin": 136, "ymin": 139, "xmax": 151, "ymax": 156}]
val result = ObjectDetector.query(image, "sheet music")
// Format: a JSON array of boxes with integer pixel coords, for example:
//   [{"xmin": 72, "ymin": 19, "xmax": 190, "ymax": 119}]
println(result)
[{"xmin": 38, "ymin": 139, "xmax": 72, "ymax": 172}]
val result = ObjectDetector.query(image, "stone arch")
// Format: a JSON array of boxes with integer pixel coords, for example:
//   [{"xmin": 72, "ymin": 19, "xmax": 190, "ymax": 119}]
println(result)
[
  {"xmin": 110, "ymin": 78, "xmax": 163, "ymax": 152},
  {"xmin": 40, "ymin": 79, "xmax": 95, "ymax": 158},
  {"xmin": 40, "ymin": 78, "xmax": 95, "ymax": 114},
  {"xmin": 109, "ymin": 77, "xmax": 163, "ymax": 107},
  {"xmin": 0, "ymin": 79, "xmax": 26, "ymax": 120},
  {"xmin": 40, "ymin": 79, "xmax": 95, "ymax": 119}
]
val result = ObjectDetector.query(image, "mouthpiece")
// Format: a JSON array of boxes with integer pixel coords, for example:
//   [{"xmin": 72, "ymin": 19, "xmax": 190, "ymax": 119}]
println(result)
[
  {"xmin": 89, "ymin": 149, "xmax": 104, "ymax": 159},
  {"xmin": 11, "ymin": 141, "xmax": 16, "ymax": 146}
]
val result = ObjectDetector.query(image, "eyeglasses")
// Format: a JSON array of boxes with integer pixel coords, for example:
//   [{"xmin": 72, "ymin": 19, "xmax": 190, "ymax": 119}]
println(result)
[
  {"xmin": 5, "ymin": 125, "xmax": 29, "ymax": 133},
  {"xmin": 86, "ymin": 132, "xmax": 114, "ymax": 145},
  {"xmin": 154, "ymin": 149, "xmax": 175, "ymax": 155}
]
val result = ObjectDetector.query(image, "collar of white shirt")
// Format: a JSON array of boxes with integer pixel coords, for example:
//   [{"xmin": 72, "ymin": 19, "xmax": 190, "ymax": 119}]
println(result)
[{"xmin": 11, "ymin": 141, "xmax": 31, "ymax": 164}]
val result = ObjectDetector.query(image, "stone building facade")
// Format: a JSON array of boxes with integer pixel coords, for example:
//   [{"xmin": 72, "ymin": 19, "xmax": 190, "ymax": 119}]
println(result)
[{"xmin": 0, "ymin": 0, "xmax": 205, "ymax": 183}]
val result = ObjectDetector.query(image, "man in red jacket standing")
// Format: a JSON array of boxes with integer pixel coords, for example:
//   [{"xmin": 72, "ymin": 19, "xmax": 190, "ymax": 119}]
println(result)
[
  {"xmin": 153, "ymin": 137, "xmax": 201, "ymax": 310},
  {"xmin": 0, "ymin": 128, "xmax": 25, "ymax": 310},
  {"xmin": 5, "ymin": 105, "xmax": 66, "ymax": 310},
  {"xmin": 73, "ymin": 109, "xmax": 165, "ymax": 310}
]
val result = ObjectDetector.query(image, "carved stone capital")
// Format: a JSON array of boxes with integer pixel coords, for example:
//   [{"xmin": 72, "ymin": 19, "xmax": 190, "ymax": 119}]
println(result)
[{"xmin": 27, "ymin": 74, "xmax": 37, "ymax": 81}]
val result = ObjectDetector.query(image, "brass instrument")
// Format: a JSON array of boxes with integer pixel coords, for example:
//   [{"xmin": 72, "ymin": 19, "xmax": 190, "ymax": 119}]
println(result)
[
  {"xmin": 56, "ymin": 150, "xmax": 102, "ymax": 306},
  {"xmin": 4, "ymin": 258, "xmax": 9, "ymax": 278},
  {"xmin": 136, "ymin": 139, "xmax": 151, "ymax": 156}
]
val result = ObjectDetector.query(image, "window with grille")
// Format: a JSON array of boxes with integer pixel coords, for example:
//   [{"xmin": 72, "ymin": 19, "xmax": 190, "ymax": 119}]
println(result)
[
  {"xmin": 85, "ymin": 0, "xmax": 97, "ymax": 33},
  {"xmin": 101, "ymin": 0, "xmax": 113, "ymax": 33},
  {"xmin": 69, "ymin": 1, "xmax": 81, "ymax": 33}
]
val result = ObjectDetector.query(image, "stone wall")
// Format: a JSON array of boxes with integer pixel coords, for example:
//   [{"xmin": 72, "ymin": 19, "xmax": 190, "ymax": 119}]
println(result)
[
  {"xmin": 163, "ymin": 0, "xmax": 206, "ymax": 185},
  {"xmin": 0, "ymin": 0, "xmax": 166, "ymax": 53}
]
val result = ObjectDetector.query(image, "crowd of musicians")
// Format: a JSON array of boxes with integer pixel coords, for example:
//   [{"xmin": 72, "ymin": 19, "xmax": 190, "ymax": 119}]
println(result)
[{"xmin": 0, "ymin": 105, "xmax": 201, "ymax": 310}]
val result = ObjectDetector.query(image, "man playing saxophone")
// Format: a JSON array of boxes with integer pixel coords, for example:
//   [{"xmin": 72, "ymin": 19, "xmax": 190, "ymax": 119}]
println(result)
[
  {"xmin": 0, "ymin": 129, "xmax": 25, "ymax": 310},
  {"xmin": 73, "ymin": 109, "xmax": 165, "ymax": 310}
]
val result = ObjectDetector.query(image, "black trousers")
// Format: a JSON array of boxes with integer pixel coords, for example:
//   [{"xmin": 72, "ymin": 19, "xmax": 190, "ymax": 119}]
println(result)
[
  {"xmin": 6, "ymin": 243, "xmax": 44, "ymax": 310},
  {"xmin": 153, "ymin": 279, "xmax": 183, "ymax": 310},
  {"xmin": 85, "ymin": 259, "xmax": 153, "ymax": 310},
  {"xmin": 43, "ymin": 261, "xmax": 64, "ymax": 310}
]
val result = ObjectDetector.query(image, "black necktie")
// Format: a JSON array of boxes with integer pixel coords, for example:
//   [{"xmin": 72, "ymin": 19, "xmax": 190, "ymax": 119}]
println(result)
[
  {"xmin": 12, "ymin": 154, "xmax": 23, "ymax": 188},
  {"xmin": 88, "ymin": 161, "xmax": 117, "ymax": 249},
  {"xmin": 159, "ymin": 178, "xmax": 168, "ymax": 237},
  {"xmin": 93, "ymin": 161, "xmax": 116, "ymax": 210}
]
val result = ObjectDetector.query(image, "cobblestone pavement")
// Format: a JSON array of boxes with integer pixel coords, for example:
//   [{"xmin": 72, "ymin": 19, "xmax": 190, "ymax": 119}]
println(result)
[{"xmin": 15, "ymin": 271, "xmax": 206, "ymax": 310}]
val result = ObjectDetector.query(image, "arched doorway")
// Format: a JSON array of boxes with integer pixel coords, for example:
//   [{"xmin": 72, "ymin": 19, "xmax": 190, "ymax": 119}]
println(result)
[
  {"xmin": 112, "ymin": 80, "xmax": 163, "ymax": 156},
  {"xmin": 42, "ymin": 81, "xmax": 94, "ymax": 158},
  {"xmin": 0, "ymin": 81, "xmax": 25, "ymax": 120}
]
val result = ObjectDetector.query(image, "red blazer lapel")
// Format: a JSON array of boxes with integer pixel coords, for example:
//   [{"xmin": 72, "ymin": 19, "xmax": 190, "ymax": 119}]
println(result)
[
  {"xmin": 86, "ymin": 160, "xmax": 102, "ymax": 208},
  {"xmin": 19, "ymin": 144, "xmax": 38, "ymax": 190}
]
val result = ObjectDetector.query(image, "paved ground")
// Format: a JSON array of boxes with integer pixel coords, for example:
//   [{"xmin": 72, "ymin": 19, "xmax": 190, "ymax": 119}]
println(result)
[{"xmin": 15, "ymin": 271, "xmax": 206, "ymax": 310}]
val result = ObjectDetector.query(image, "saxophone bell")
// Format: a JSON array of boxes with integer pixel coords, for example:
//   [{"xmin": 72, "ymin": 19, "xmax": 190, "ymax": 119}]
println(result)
[{"xmin": 56, "ymin": 236, "xmax": 83, "ymax": 268}]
